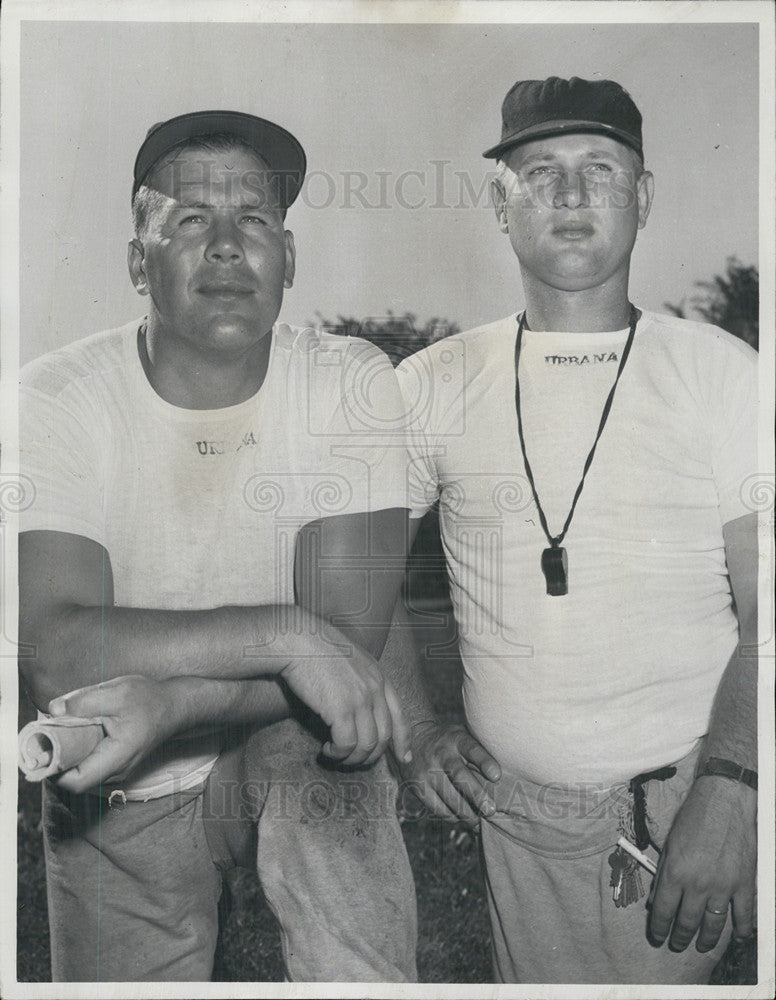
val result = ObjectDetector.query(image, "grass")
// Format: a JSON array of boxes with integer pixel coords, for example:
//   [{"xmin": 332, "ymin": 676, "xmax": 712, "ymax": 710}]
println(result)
[{"xmin": 15, "ymin": 595, "xmax": 756, "ymax": 985}]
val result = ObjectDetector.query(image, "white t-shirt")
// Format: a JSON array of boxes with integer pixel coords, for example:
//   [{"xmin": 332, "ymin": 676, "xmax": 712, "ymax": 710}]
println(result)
[
  {"xmin": 397, "ymin": 310, "xmax": 757, "ymax": 787},
  {"xmin": 21, "ymin": 320, "xmax": 408, "ymax": 799}
]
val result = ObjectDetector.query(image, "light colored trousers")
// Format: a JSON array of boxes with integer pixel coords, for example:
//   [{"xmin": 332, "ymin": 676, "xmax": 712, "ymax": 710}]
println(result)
[
  {"xmin": 480, "ymin": 742, "xmax": 733, "ymax": 984},
  {"xmin": 42, "ymin": 718, "xmax": 418, "ymax": 982}
]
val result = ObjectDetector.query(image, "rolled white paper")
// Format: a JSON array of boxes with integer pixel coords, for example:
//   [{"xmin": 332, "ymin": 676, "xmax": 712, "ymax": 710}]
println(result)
[{"xmin": 18, "ymin": 716, "xmax": 104, "ymax": 781}]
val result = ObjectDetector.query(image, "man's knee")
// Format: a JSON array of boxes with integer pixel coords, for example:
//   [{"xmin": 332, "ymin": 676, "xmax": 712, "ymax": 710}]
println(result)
[
  {"xmin": 203, "ymin": 719, "xmax": 416, "ymax": 982},
  {"xmin": 202, "ymin": 717, "xmax": 401, "ymax": 868},
  {"xmin": 255, "ymin": 720, "xmax": 398, "ymax": 825}
]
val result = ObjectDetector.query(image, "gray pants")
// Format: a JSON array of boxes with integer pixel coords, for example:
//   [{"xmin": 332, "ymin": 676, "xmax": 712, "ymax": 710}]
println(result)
[
  {"xmin": 42, "ymin": 718, "xmax": 418, "ymax": 982},
  {"xmin": 480, "ymin": 743, "xmax": 732, "ymax": 983}
]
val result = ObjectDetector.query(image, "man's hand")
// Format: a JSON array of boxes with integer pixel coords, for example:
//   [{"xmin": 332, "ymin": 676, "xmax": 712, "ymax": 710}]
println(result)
[
  {"xmin": 648, "ymin": 775, "xmax": 757, "ymax": 952},
  {"xmin": 398, "ymin": 721, "xmax": 501, "ymax": 828},
  {"xmin": 280, "ymin": 651, "xmax": 410, "ymax": 768},
  {"xmin": 48, "ymin": 675, "xmax": 178, "ymax": 794}
]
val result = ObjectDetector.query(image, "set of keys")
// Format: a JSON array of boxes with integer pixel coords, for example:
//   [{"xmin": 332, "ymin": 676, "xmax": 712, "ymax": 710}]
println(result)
[{"xmin": 608, "ymin": 844, "xmax": 646, "ymax": 908}]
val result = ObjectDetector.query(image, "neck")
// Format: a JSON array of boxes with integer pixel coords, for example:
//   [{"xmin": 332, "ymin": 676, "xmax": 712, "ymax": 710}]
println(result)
[
  {"xmin": 139, "ymin": 321, "xmax": 273, "ymax": 410},
  {"xmin": 520, "ymin": 273, "xmax": 632, "ymax": 333}
]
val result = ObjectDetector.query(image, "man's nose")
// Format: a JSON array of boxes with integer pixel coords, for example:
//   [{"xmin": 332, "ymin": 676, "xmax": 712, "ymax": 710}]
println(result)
[
  {"xmin": 552, "ymin": 171, "xmax": 589, "ymax": 210},
  {"xmin": 205, "ymin": 217, "xmax": 244, "ymax": 263}
]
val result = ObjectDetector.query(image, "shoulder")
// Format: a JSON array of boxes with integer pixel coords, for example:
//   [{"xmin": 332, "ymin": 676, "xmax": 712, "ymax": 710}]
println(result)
[
  {"xmin": 639, "ymin": 310, "xmax": 757, "ymax": 371},
  {"xmin": 396, "ymin": 317, "xmax": 515, "ymax": 436},
  {"xmin": 21, "ymin": 321, "xmax": 140, "ymax": 400},
  {"xmin": 397, "ymin": 315, "xmax": 515, "ymax": 384},
  {"xmin": 274, "ymin": 323, "xmax": 396, "ymax": 379},
  {"xmin": 274, "ymin": 324, "xmax": 402, "ymax": 427}
]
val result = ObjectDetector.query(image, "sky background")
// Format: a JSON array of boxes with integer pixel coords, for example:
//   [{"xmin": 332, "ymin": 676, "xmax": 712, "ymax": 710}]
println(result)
[{"xmin": 19, "ymin": 16, "xmax": 759, "ymax": 364}]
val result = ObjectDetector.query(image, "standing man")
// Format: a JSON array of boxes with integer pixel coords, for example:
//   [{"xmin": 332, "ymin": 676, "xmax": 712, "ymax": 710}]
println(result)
[
  {"xmin": 19, "ymin": 111, "xmax": 417, "ymax": 982},
  {"xmin": 394, "ymin": 77, "xmax": 758, "ymax": 983}
]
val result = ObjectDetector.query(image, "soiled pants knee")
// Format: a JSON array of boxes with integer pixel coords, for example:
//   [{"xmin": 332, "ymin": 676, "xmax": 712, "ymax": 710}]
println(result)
[{"xmin": 203, "ymin": 717, "xmax": 418, "ymax": 982}]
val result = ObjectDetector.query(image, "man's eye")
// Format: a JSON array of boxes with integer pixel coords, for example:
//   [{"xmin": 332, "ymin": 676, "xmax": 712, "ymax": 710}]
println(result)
[
  {"xmin": 179, "ymin": 214, "xmax": 205, "ymax": 225},
  {"xmin": 587, "ymin": 163, "xmax": 613, "ymax": 173},
  {"xmin": 529, "ymin": 166, "xmax": 556, "ymax": 176},
  {"xmin": 242, "ymin": 215, "xmax": 268, "ymax": 225}
]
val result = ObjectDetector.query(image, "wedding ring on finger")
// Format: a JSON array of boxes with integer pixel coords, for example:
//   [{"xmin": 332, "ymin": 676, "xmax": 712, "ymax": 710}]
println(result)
[{"xmin": 704, "ymin": 904, "xmax": 728, "ymax": 916}]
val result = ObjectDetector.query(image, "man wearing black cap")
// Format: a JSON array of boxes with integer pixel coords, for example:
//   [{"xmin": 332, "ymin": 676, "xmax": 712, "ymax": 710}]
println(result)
[
  {"xmin": 396, "ymin": 77, "xmax": 757, "ymax": 982},
  {"xmin": 19, "ymin": 111, "xmax": 417, "ymax": 982}
]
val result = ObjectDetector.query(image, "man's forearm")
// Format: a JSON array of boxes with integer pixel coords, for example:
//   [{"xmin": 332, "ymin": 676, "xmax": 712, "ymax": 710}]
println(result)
[
  {"xmin": 162, "ymin": 675, "xmax": 293, "ymax": 734},
  {"xmin": 700, "ymin": 607, "xmax": 758, "ymax": 772},
  {"xmin": 26, "ymin": 602, "xmax": 350, "ymax": 708},
  {"xmin": 378, "ymin": 603, "xmax": 438, "ymax": 730},
  {"xmin": 698, "ymin": 512, "xmax": 760, "ymax": 774}
]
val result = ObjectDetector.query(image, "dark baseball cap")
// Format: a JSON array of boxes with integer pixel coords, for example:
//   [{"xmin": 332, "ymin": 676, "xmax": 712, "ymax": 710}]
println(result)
[
  {"xmin": 483, "ymin": 77, "xmax": 643, "ymax": 161},
  {"xmin": 132, "ymin": 110, "xmax": 307, "ymax": 207}
]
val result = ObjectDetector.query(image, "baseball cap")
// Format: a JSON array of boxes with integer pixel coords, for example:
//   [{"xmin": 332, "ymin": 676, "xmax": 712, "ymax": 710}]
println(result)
[
  {"xmin": 132, "ymin": 110, "xmax": 307, "ymax": 208},
  {"xmin": 483, "ymin": 77, "xmax": 643, "ymax": 161}
]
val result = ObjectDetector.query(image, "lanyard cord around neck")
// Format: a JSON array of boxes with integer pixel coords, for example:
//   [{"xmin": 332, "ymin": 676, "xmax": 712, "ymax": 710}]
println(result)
[{"xmin": 513, "ymin": 304, "xmax": 639, "ymax": 551}]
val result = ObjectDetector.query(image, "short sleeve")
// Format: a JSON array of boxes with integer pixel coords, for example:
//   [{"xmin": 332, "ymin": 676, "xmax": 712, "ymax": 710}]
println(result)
[
  {"xmin": 19, "ymin": 380, "xmax": 106, "ymax": 545},
  {"xmin": 707, "ymin": 334, "xmax": 758, "ymax": 526},
  {"xmin": 311, "ymin": 339, "xmax": 410, "ymax": 516},
  {"xmin": 396, "ymin": 354, "xmax": 440, "ymax": 519}
]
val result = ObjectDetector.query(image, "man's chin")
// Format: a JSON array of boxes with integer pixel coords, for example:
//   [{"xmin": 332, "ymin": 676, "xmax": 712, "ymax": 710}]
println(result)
[
  {"xmin": 547, "ymin": 275, "xmax": 607, "ymax": 293},
  {"xmin": 196, "ymin": 316, "xmax": 276, "ymax": 356},
  {"xmin": 541, "ymin": 257, "xmax": 624, "ymax": 293}
]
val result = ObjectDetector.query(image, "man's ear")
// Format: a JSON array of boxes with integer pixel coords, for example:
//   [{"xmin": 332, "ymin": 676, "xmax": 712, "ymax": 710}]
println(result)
[
  {"xmin": 491, "ymin": 178, "xmax": 509, "ymax": 234},
  {"xmin": 636, "ymin": 170, "xmax": 654, "ymax": 230},
  {"xmin": 283, "ymin": 230, "xmax": 296, "ymax": 289},
  {"xmin": 128, "ymin": 239, "xmax": 149, "ymax": 296}
]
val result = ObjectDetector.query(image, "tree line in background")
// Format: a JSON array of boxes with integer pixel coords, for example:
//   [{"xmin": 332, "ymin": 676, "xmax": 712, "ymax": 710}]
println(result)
[
  {"xmin": 665, "ymin": 257, "xmax": 759, "ymax": 351},
  {"xmin": 314, "ymin": 312, "xmax": 460, "ymax": 366}
]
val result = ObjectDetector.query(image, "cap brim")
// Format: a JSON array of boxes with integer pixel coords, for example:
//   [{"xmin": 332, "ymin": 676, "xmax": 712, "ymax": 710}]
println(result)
[
  {"xmin": 483, "ymin": 119, "xmax": 643, "ymax": 159},
  {"xmin": 133, "ymin": 110, "xmax": 307, "ymax": 208}
]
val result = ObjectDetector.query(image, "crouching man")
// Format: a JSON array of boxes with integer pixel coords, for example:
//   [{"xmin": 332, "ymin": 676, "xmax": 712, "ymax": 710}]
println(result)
[{"xmin": 19, "ymin": 110, "xmax": 417, "ymax": 982}]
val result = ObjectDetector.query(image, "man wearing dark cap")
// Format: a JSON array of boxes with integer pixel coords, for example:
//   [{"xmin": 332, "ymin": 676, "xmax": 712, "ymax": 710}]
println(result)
[
  {"xmin": 19, "ymin": 111, "xmax": 417, "ymax": 982},
  {"xmin": 395, "ymin": 77, "xmax": 757, "ymax": 982}
]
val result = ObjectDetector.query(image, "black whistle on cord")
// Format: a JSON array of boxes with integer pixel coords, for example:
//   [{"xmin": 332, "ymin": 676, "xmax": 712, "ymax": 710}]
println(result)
[{"xmin": 541, "ymin": 546, "xmax": 568, "ymax": 597}]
